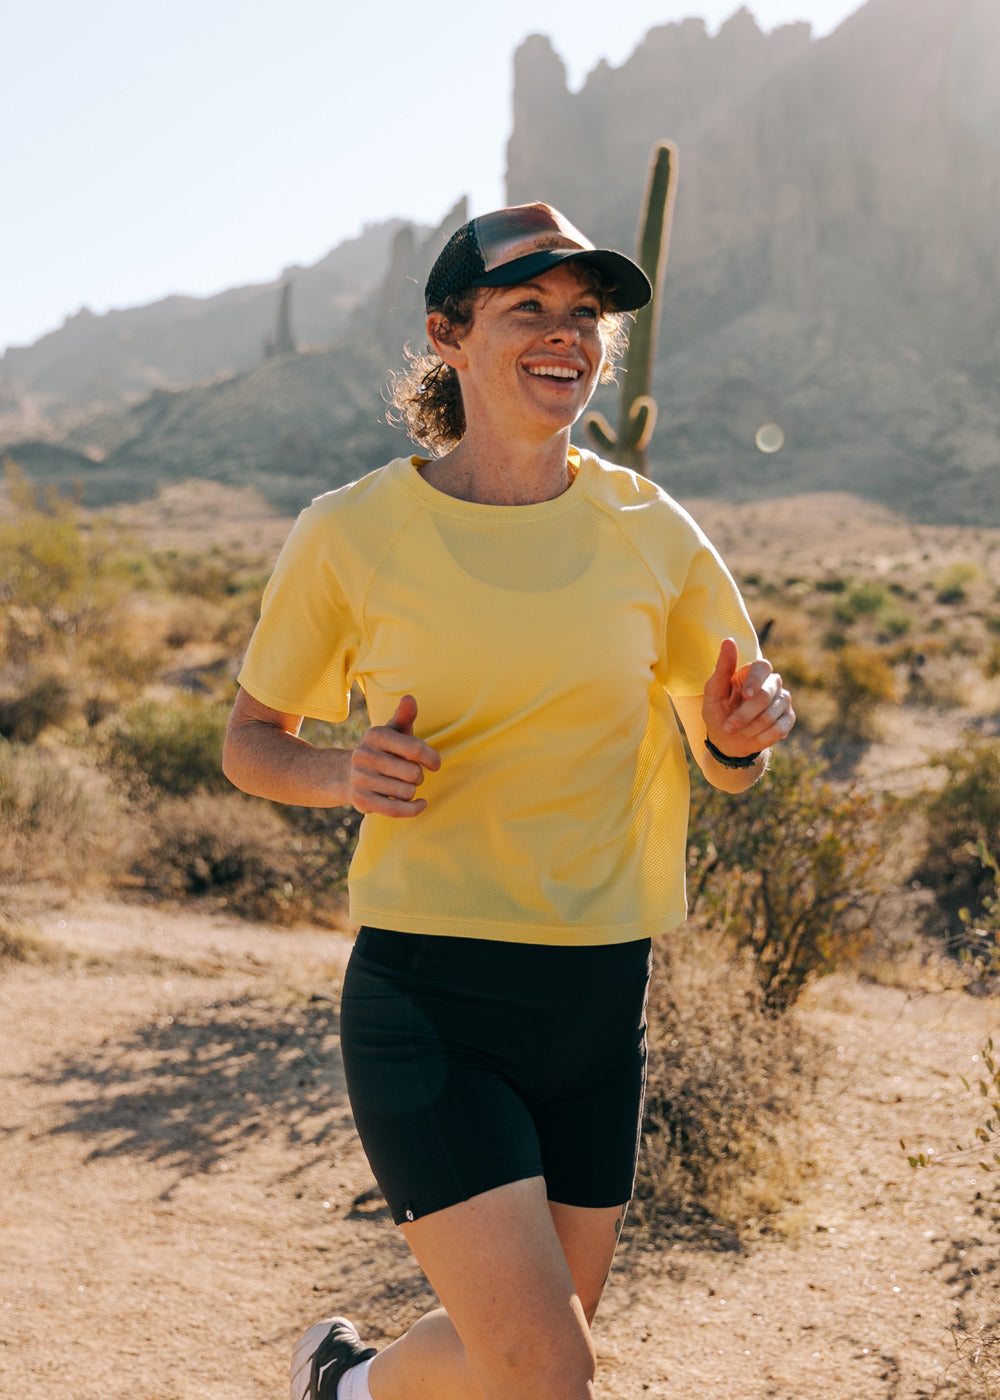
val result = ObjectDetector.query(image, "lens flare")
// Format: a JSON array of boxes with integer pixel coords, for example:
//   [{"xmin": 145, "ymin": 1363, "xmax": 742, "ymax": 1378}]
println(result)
[{"xmin": 755, "ymin": 423, "xmax": 785, "ymax": 454}]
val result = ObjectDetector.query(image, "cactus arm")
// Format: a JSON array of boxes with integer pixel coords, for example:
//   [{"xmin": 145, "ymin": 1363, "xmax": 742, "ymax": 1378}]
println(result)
[
  {"xmin": 625, "ymin": 396, "xmax": 658, "ymax": 455},
  {"xmin": 584, "ymin": 410, "xmax": 619, "ymax": 456}
]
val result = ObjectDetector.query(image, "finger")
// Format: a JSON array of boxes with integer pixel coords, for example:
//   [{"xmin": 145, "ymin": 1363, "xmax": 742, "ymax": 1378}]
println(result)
[
  {"xmin": 737, "ymin": 658, "xmax": 775, "ymax": 700},
  {"xmin": 722, "ymin": 673, "xmax": 783, "ymax": 734},
  {"xmin": 353, "ymin": 744, "xmax": 430, "ymax": 789},
  {"xmin": 364, "ymin": 723, "xmax": 441, "ymax": 775},
  {"xmin": 727, "ymin": 688, "xmax": 794, "ymax": 743},
  {"xmin": 704, "ymin": 638, "xmax": 740, "ymax": 702},
  {"xmin": 351, "ymin": 753, "xmax": 430, "ymax": 811},
  {"xmin": 388, "ymin": 694, "xmax": 419, "ymax": 735},
  {"xmin": 355, "ymin": 791, "xmax": 429, "ymax": 818}
]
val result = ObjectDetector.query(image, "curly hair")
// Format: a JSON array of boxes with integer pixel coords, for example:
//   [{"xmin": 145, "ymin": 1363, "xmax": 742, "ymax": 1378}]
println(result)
[{"xmin": 387, "ymin": 272, "xmax": 631, "ymax": 456}]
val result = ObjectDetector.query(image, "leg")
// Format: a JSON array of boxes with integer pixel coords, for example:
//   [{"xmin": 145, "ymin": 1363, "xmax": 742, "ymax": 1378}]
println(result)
[
  {"xmin": 548, "ymin": 1197, "xmax": 628, "ymax": 1326},
  {"xmin": 369, "ymin": 1178, "xmax": 625, "ymax": 1400}
]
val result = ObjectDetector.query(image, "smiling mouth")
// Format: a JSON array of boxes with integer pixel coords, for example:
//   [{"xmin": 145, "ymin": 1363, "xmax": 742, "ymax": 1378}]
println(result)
[{"xmin": 526, "ymin": 364, "xmax": 581, "ymax": 381}]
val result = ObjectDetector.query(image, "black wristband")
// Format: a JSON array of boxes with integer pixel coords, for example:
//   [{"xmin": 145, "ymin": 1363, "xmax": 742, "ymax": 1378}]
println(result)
[{"xmin": 705, "ymin": 736, "xmax": 763, "ymax": 770}]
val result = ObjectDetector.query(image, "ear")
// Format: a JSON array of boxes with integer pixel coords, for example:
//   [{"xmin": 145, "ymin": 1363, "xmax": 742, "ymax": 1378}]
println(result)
[{"xmin": 426, "ymin": 313, "xmax": 468, "ymax": 371}]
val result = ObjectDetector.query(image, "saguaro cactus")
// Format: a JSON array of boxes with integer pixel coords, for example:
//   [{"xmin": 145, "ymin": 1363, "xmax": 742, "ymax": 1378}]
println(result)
[
  {"xmin": 585, "ymin": 140, "xmax": 678, "ymax": 476},
  {"xmin": 264, "ymin": 281, "xmax": 298, "ymax": 359}
]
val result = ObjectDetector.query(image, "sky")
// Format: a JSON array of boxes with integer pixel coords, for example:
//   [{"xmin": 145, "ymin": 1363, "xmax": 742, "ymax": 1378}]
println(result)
[{"xmin": 2, "ymin": 0, "xmax": 864, "ymax": 355}]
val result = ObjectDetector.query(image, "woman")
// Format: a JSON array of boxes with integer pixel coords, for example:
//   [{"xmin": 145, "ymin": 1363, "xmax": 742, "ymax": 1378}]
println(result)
[{"xmin": 223, "ymin": 202, "xmax": 795, "ymax": 1400}]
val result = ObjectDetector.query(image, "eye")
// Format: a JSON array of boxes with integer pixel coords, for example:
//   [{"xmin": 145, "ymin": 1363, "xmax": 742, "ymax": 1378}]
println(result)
[
  {"xmin": 574, "ymin": 304, "xmax": 600, "ymax": 320},
  {"xmin": 512, "ymin": 298, "xmax": 542, "ymax": 312}
]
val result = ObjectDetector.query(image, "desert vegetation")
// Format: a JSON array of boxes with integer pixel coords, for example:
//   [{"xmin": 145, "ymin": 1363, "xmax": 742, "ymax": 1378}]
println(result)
[{"xmin": 2, "ymin": 467, "xmax": 1000, "ymax": 1395}]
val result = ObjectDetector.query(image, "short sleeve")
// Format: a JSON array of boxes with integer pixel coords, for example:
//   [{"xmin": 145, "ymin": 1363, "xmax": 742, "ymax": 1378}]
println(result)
[
  {"xmin": 658, "ymin": 541, "xmax": 760, "ymax": 698},
  {"xmin": 237, "ymin": 501, "xmax": 362, "ymax": 722}
]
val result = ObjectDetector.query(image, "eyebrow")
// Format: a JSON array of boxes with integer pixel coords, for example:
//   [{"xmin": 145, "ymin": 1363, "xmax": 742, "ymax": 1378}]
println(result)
[{"xmin": 502, "ymin": 280, "xmax": 600, "ymax": 300}]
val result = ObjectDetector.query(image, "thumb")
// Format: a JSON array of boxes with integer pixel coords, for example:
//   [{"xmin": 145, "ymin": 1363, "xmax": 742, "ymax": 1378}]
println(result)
[
  {"xmin": 388, "ymin": 694, "xmax": 419, "ymax": 735},
  {"xmin": 704, "ymin": 638, "xmax": 739, "ymax": 701}
]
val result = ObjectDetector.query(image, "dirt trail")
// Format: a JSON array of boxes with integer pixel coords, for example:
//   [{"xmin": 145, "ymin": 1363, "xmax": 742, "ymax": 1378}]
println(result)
[{"xmin": 1, "ymin": 898, "xmax": 998, "ymax": 1399}]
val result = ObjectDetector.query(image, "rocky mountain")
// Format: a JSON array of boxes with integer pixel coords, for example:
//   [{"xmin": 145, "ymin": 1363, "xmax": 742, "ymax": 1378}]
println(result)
[
  {"xmin": 0, "ymin": 218, "xmax": 416, "ymax": 438},
  {"xmin": 3, "ymin": 0, "xmax": 998, "ymax": 522},
  {"xmin": 508, "ymin": 0, "xmax": 1000, "ymax": 521},
  {"xmin": 0, "ymin": 203, "xmax": 468, "ymax": 510}
]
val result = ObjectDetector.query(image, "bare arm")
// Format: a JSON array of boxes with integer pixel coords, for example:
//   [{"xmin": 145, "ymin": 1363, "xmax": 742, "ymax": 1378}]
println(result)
[
  {"xmin": 222, "ymin": 688, "xmax": 441, "ymax": 817},
  {"xmin": 674, "ymin": 638, "xmax": 795, "ymax": 794}
]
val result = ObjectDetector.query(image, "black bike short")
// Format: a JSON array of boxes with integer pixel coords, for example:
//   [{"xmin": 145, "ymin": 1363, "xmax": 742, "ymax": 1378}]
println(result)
[{"xmin": 339, "ymin": 927, "xmax": 650, "ymax": 1225}]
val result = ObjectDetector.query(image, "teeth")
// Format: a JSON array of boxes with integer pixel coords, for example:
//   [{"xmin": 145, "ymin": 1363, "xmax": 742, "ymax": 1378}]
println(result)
[{"xmin": 528, "ymin": 365, "xmax": 580, "ymax": 379}]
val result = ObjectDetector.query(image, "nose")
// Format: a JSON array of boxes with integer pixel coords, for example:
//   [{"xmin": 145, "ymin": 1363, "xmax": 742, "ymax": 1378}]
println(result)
[{"xmin": 543, "ymin": 315, "xmax": 581, "ymax": 346}]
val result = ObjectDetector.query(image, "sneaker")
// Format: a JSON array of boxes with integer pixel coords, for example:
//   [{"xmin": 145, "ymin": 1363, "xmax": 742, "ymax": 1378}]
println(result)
[
  {"xmin": 292, "ymin": 1316, "xmax": 378, "ymax": 1394},
  {"xmin": 290, "ymin": 1315, "xmax": 377, "ymax": 1400}
]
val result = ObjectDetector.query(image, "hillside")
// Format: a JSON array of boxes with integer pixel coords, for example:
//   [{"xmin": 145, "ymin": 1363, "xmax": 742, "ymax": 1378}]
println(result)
[{"xmin": 0, "ymin": 218, "xmax": 416, "ymax": 437}]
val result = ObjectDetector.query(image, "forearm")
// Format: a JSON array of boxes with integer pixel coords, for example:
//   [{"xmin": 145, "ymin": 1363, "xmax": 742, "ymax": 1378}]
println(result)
[{"xmin": 223, "ymin": 713, "xmax": 353, "ymax": 808}]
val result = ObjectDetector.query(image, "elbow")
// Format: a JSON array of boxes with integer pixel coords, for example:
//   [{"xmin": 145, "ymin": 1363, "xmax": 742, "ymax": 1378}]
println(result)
[{"xmin": 221, "ymin": 726, "xmax": 252, "ymax": 795}]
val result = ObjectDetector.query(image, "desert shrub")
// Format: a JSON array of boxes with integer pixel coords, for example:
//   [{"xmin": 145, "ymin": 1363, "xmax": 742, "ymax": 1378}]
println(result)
[
  {"xmin": 0, "ymin": 741, "xmax": 95, "ymax": 884},
  {"xmin": 904, "ymin": 1035, "xmax": 1000, "ymax": 1177},
  {"xmin": 0, "ymin": 911, "xmax": 58, "ymax": 967},
  {"xmin": 281, "ymin": 804, "xmax": 363, "ymax": 903},
  {"xmin": 0, "ymin": 674, "xmax": 72, "ymax": 742},
  {"xmin": 935, "ymin": 562, "xmax": 979, "ymax": 605},
  {"xmin": 133, "ymin": 792, "xmax": 310, "ymax": 923},
  {"xmin": 632, "ymin": 937, "xmax": 816, "ymax": 1240},
  {"xmin": 962, "ymin": 1035, "xmax": 1000, "ymax": 1172},
  {"xmin": 0, "ymin": 465, "xmax": 123, "ymax": 660},
  {"xmin": 85, "ymin": 636, "xmax": 162, "ymax": 692},
  {"xmin": 101, "ymin": 699, "xmax": 231, "ymax": 801},
  {"xmin": 832, "ymin": 579, "xmax": 888, "ymax": 624},
  {"xmin": 826, "ymin": 644, "xmax": 898, "ymax": 740},
  {"xmin": 687, "ymin": 747, "xmax": 881, "ymax": 1011},
  {"xmin": 949, "ymin": 843, "xmax": 1000, "ymax": 983},
  {"xmin": 940, "ymin": 1325, "xmax": 1000, "ymax": 1400},
  {"xmin": 879, "ymin": 607, "xmax": 912, "ymax": 638},
  {"xmin": 151, "ymin": 547, "xmax": 262, "ymax": 601},
  {"xmin": 917, "ymin": 741, "xmax": 1000, "ymax": 927}
]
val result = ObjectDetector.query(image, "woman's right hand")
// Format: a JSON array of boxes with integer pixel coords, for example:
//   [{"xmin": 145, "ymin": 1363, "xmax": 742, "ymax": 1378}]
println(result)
[{"xmin": 350, "ymin": 695, "xmax": 442, "ymax": 817}]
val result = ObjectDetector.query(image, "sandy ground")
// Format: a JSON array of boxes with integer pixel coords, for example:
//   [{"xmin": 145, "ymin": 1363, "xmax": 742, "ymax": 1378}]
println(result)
[{"xmin": 1, "ymin": 896, "xmax": 999, "ymax": 1400}]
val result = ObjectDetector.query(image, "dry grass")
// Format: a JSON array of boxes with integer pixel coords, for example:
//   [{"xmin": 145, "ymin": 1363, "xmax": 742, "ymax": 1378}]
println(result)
[{"xmin": 631, "ymin": 930, "xmax": 821, "ymax": 1245}]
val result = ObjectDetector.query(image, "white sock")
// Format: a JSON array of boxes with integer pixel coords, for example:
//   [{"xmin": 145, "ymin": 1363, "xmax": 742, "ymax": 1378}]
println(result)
[{"xmin": 337, "ymin": 1356, "xmax": 374, "ymax": 1400}]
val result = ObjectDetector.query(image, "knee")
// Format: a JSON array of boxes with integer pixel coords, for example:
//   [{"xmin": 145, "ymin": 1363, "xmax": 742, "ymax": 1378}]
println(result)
[{"xmin": 489, "ymin": 1323, "xmax": 596, "ymax": 1400}]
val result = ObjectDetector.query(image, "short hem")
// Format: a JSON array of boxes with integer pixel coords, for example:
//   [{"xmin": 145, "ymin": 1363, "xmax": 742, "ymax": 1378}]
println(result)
[
  {"xmin": 348, "ymin": 906, "xmax": 683, "ymax": 946},
  {"xmin": 393, "ymin": 1169, "xmax": 545, "ymax": 1226}
]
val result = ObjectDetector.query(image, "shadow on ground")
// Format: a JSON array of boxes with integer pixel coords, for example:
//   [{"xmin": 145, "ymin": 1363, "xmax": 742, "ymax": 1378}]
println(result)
[{"xmin": 22, "ymin": 991, "xmax": 353, "ymax": 1183}]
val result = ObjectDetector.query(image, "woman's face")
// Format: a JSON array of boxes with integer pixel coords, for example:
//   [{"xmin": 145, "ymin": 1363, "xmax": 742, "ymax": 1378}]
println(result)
[{"xmin": 432, "ymin": 262, "xmax": 609, "ymax": 443}]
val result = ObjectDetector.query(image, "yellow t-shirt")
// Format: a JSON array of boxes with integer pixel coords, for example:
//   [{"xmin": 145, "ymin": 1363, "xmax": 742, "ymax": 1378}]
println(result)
[{"xmin": 238, "ymin": 448, "xmax": 759, "ymax": 945}]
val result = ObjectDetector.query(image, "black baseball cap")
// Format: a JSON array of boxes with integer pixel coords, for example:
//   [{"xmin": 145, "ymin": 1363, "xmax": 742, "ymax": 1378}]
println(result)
[{"xmin": 424, "ymin": 203, "xmax": 652, "ymax": 313}]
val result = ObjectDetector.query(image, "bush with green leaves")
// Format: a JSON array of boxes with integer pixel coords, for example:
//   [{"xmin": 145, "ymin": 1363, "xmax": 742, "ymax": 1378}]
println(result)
[
  {"xmin": 0, "ymin": 464, "xmax": 122, "ymax": 665},
  {"xmin": 826, "ymin": 644, "xmax": 898, "ymax": 740},
  {"xmin": 686, "ymin": 746, "xmax": 882, "ymax": 1011},
  {"xmin": 917, "ymin": 740, "xmax": 1000, "ymax": 933},
  {"xmin": 101, "ymin": 698, "xmax": 232, "ymax": 801},
  {"xmin": 935, "ymin": 562, "xmax": 979, "ymax": 605},
  {"xmin": 948, "ymin": 841, "xmax": 1000, "ymax": 984},
  {"xmin": 832, "ymin": 579, "xmax": 889, "ymax": 624}
]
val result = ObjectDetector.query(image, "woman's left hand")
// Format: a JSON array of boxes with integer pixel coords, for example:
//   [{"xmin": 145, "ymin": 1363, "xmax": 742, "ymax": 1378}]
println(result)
[{"xmin": 702, "ymin": 637, "xmax": 795, "ymax": 756}]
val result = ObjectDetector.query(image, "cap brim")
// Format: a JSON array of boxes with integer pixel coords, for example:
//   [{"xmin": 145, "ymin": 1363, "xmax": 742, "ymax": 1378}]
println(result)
[{"xmin": 472, "ymin": 248, "xmax": 652, "ymax": 312}]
